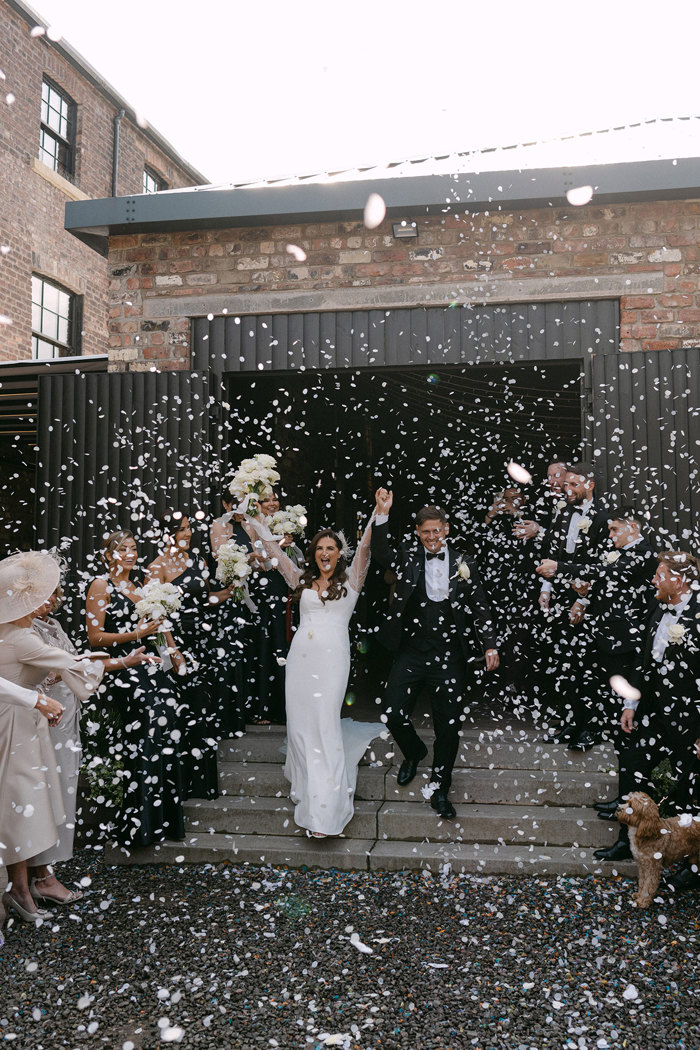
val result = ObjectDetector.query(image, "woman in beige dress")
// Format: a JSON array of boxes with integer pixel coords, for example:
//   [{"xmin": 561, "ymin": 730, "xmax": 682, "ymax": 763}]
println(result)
[{"xmin": 0, "ymin": 552, "xmax": 104, "ymax": 923}]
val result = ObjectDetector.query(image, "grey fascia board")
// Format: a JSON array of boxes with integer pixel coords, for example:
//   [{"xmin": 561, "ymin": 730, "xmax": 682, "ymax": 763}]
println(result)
[{"xmin": 65, "ymin": 157, "xmax": 700, "ymax": 254}]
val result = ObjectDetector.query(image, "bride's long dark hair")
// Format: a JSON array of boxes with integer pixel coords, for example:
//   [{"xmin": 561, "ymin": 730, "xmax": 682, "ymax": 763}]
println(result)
[{"xmin": 292, "ymin": 529, "xmax": 349, "ymax": 604}]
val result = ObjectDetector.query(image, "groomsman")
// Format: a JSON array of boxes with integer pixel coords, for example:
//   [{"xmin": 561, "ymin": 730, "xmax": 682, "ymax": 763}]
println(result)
[
  {"xmin": 371, "ymin": 489, "xmax": 499, "ymax": 820},
  {"xmin": 512, "ymin": 459, "xmax": 569, "ymax": 543},
  {"xmin": 548, "ymin": 507, "xmax": 657, "ymax": 749},
  {"xmin": 595, "ymin": 551, "xmax": 700, "ymax": 864},
  {"xmin": 535, "ymin": 462, "xmax": 609, "ymax": 735}
]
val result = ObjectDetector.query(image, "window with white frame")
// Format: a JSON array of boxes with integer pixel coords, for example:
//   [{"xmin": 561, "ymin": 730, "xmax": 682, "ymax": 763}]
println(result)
[
  {"xmin": 39, "ymin": 78, "xmax": 76, "ymax": 178},
  {"xmin": 31, "ymin": 275, "xmax": 81, "ymax": 359},
  {"xmin": 143, "ymin": 167, "xmax": 166, "ymax": 194}
]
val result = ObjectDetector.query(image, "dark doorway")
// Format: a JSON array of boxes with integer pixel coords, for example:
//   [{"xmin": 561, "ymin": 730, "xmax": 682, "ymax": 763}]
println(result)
[
  {"xmin": 223, "ymin": 360, "xmax": 584, "ymax": 702},
  {"xmin": 224, "ymin": 360, "xmax": 583, "ymax": 539}
]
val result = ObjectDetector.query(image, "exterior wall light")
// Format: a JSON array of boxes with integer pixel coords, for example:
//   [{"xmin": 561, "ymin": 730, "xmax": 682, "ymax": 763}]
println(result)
[{"xmin": 391, "ymin": 220, "xmax": 418, "ymax": 239}]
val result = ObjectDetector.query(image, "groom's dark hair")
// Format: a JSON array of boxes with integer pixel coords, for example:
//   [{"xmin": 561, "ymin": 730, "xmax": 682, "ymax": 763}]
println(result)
[{"xmin": 415, "ymin": 505, "xmax": 448, "ymax": 527}]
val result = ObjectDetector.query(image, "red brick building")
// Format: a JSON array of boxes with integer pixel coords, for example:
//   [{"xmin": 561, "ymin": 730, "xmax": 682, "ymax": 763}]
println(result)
[{"xmin": 0, "ymin": 0, "xmax": 206, "ymax": 364}]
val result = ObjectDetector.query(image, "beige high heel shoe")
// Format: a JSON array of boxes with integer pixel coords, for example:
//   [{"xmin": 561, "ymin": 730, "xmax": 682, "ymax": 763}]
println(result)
[{"xmin": 2, "ymin": 891, "xmax": 51, "ymax": 923}]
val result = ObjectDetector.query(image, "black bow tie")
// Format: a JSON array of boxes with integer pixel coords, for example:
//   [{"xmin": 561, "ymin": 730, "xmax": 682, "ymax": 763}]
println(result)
[{"xmin": 426, "ymin": 551, "xmax": 446, "ymax": 561}]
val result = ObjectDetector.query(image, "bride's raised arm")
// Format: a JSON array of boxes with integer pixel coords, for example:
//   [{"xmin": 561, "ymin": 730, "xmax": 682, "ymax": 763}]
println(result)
[
  {"xmin": 347, "ymin": 500, "xmax": 385, "ymax": 593},
  {"xmin": 243, "ymin": 514, "xmax": 303, "ymax": 590}
]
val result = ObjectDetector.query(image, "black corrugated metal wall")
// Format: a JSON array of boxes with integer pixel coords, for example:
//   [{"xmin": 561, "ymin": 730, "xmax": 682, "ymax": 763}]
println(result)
[
  {"xmin": 36, "ymin": 369, "xmax": 213, "ymax": 629},
  {"xmin": 592, "ymin": 348, "xmax": 700, "ymax": 543}
]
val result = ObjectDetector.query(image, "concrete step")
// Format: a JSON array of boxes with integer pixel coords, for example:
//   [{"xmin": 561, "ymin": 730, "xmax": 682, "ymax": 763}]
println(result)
[
  {"xmin": 367, "ymin": 841, "xmax": 637, "ymax": 877},
  {"xmin": 217, "ymin": 727, "xmax": 616, "ymax": 773},
  {"xmin": 384, "ymin": 766, "xmax": 611, "ymax": 806},
  {"xmin": 218, "ymin": 761, "xmax": 613, "ymax": 807},
  {"xmin": 105, "ymin": 833, "xmax": 636, "ymax": 879},
  {"xmin": 376, "ymin": 802, "xmax": 620, "ymax": 848},
  {"xmin": 106, "ymin": 832, "xmax": 374, "ymax": 871},
  {"xmin": 218, "ymin": 762, "xmax": 388, "ymax": 801},
  {"xmin": 185, "ymin": 797, "xmax": 380, "ymax": 839},
  {"xmin": 186, "ymin": 796, "xmax": 620, "ymax": 848}
]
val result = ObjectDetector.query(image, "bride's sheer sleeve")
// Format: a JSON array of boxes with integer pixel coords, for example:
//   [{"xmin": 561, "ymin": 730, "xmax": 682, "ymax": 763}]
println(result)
[
  {"xmin": 244, "ymin": 515, "xmax": 303, "ymax": 590},
  {"xmin": 347, "ymin": 512, "xmax": 376, "ymax": 593}
]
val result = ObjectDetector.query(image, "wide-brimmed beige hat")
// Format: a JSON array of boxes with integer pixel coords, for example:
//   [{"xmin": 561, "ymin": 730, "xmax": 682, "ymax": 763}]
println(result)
[{"xmin": 0, "ymin": 551, "xmax": 61, "ymax": 624}]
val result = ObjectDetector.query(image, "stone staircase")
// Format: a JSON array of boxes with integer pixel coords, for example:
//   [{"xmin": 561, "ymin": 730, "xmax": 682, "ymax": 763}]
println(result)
[{"xmin": 109, "ymin": 718, "xmax": 636, "ymax": 878}]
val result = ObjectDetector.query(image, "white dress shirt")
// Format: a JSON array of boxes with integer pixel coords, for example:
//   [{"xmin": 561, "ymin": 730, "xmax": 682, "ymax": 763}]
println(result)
[
  {"xmin": 424, "ymin": 545, "xmax": 450, "ymax": 601},
  {"xmin": 540, "ymin": 497, "xmax": 594, "ymax": 595},
  {"xmin": 651, "ymin": 592, "xmax": 692, "ymax": 663},
  {"xmin": 624, "ymin": 592, "xmax": 692, "ymax": 710}
]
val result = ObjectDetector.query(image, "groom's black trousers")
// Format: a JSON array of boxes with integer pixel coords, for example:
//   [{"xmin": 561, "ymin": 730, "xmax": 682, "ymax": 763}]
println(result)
[{"xmin": 383, "ymin": 642, "xmax": 468, "ymax": 791}]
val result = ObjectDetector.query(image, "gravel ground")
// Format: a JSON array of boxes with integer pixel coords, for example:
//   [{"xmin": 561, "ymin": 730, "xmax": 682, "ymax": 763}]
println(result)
[{"xmin": 1, "ymin": 857, "xmax": 699, "ymax": 1050}]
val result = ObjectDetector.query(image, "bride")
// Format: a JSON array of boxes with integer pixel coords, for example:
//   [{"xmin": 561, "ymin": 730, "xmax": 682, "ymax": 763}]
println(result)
[{"xmin": 244, "ymin": 498, "xmax": 386, "ymax": 837}]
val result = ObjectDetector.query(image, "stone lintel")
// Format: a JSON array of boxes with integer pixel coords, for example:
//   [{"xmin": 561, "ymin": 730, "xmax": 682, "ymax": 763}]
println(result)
[{"xmin": 142, "ymin": 272, "xmax": 665, "ymax": 320}]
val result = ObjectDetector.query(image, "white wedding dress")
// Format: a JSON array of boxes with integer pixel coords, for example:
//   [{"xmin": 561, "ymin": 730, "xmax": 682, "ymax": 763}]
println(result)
[{"xmin": 246, "ymin": 514, "xmax": 386, "ymax": 835}]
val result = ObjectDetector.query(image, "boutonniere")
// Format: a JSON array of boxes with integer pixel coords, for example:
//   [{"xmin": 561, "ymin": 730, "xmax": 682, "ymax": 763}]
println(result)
[
  {"xmin": 668, "ymin": 623, "xmax": 686, "ymax": 645},
  {"xmin": 452, "ymin": 561, "xmax": 471, "ymax": 582},
  {"xmin": 556, "ymin": 499, "xmax": 567, "ymax": 511},
  {"xmin": 605, "ymin": 550, "xmax": 621, "ymax": 564},
  {"xmin": 577, "ymin": 517, "xmax": 591, "ymax": 534}
]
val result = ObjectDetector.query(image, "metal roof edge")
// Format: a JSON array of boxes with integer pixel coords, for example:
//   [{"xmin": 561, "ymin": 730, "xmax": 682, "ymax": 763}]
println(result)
[
  {"xmin": 65, "ymin": 157, "xmax": 700, "ymax": 255},
  {"xmin": 0, "ymin": 354, "xmax": 109, "ymax": 378},
  {"xmin": 5, "ymin": 0, "xmax": 209, "ymax": 186}
]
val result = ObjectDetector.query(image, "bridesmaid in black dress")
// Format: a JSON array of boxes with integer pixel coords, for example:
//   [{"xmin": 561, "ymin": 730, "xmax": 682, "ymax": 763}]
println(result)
[
  {"xmin": 147, "ymin": 510, "xmax": 237, "ymax": 800},
  {"xmin": 210, "ymin": 488, "xmax": 262, "ymax": 731},
  {"xmin": 85, "ymin": 530, "xmax": 186, "ymax": 849}
]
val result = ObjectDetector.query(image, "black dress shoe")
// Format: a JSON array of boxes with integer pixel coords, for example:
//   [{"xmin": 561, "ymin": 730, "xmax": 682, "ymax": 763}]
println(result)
[
  {"xmin": 568, "ymin": 731, "xmax": 600, "ymax": 752},
  {"xmin": 594, "ymin": 797, "xmax": 621, "ymax": 812},
  {"xmin": 593, "ymin": 839, "xmax": 632, "ymax": 861},
  {"xmin": 597, "ymin": 806, "xmax": 621, "ymax": 822},
  {"xmin": 666, "ymin": 863, "xmax": 700, "ymax": 894},
  {"xmin": 396, "ymin": 746, "xmax": 428, "ymax": 786},
  {"xmin": 430, "ymin": 791, "xmax": 456, "ymax": 820},
  {"xmin": 554, "ymin": 726, "xmax": 575, "ymax": 744}
]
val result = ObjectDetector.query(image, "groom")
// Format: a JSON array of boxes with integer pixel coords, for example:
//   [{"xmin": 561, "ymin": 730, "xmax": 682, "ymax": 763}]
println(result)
[{"xmin": 372, "ymin": 489, "xmax": 499, "ymax": 819}]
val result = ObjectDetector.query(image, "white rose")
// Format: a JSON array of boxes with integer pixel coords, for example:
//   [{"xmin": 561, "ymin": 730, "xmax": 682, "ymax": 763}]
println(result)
[
  {"xmin": 578, "ymin": 517, "xmax": 591, "ymax": 534},
  {"xmin": 556, "ymin": 499, "xmax": 567, "ymax": 510},
  {"xmin": 456, "ymin": 561, "xmax": 471, "ymax": 581},
  {"xmin": 668, "ymin": 624, "xmax": 686, "ymax": 645},
  {"xmin": 606, "ymin": 550, "xmax": 621, "ymax": 564}
]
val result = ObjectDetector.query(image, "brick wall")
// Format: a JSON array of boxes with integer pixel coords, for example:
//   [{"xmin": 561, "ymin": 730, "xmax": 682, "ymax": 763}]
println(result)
[
  {"xmin": 104, "ymin": 198, "xmax": 700, "ymax": 370},
  {"xmin": 0, "ymin": 0, "xmax": 201, "ymax": 362}
]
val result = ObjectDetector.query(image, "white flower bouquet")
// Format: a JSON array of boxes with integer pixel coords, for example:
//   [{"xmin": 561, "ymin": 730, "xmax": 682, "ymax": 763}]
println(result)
[
  {"xmin": 268, "ymin": 504, "xmax": 308, "ymax": 538},
  {"xmin": 215, "ymin": 540, "xmax": 253, "ymax": 601},
  {"xmin": 229, "ymin": 453, "xmax": 280, "ymax": 516},
  {"xmin": 135, "ymin": 580, "xmax": 182, "ymax": 650}
]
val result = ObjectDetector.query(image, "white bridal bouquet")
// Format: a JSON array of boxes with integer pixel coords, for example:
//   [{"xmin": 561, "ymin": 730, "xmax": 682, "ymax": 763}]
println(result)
[
  {"xmin": 229, "ymin": 453, "xmax": 280, "ymax": 516},
  {"xmin": 268, "ymin": 504, "xmax": 308, "ymax": 538},
  {"xmin": 135, "ymin": 580, "xmax": 183, "ymax": 667},
  {"xmin": 215, "ymin": 540, "xmax": 253, "ymax": 601}
]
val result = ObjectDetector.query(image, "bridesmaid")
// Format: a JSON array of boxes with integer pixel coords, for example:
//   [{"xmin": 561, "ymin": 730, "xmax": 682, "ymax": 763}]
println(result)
[
  {"xmin": 210, "ymin": 486, "xmax": 262, "ymax": 732},
  {"xmin": 85, "ymin": 529, "xmax": 187, "ymax": 851},
  {"xmin": 147, "ymin": 510, "xmax": 236, "ymax": 800},
  {"xmin": 29, "ymin": 583, "xmax": 155, "ymax": 902},
  {"xmin": 252, "ymin": 491, "xmax": 290, "ymax": 725}
]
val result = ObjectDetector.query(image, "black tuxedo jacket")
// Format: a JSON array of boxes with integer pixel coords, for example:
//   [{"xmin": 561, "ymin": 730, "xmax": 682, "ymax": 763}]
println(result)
[
  {"xmin": 544, "ymin": 500, "xmax": 610, "ymax": 578},
  {"xmin": 584, "ymin": 538, "xmax": 658, "ymax": 655},
  {"xmin": 633, "ymin": 592, "xmax": 700, "ymax": 738},
  {"xmin": 371, "ymin": 520, "xmax": 497, "ymax": 659}
]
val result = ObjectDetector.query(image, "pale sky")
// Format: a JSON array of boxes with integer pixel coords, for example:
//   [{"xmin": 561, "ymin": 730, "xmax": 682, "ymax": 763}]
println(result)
[{"xmin": 23, "ymin": 0, "xmax": 700, "ymax": 186}]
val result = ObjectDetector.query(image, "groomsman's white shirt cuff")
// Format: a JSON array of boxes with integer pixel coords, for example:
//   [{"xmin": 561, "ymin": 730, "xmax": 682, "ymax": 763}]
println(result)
[
  {"xmin": 375, "ymin": 513, "xmax": 389, "ymax": 526},
  {"xmin": 540, "ymin": 581, "xmax": 552, "ymax": 594},
  {"xmin": 1, "ymin": 675, "xmax": 40, "ymax": 710},
  {"xmin": 623, "ymin": 699, "xmax": 639, "ymax": 710}
]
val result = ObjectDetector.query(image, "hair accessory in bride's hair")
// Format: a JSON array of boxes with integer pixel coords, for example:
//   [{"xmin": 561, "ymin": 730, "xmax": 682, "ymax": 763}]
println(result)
[{"xmin": 336, "ymin": 530, "xmax": 354, "ymax": 560}]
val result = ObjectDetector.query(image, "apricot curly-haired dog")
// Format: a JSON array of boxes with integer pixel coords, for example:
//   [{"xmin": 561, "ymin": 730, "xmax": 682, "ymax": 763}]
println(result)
[{"xmin": 617, "ymin": 791, "xmax": 700, "ymax": 907}]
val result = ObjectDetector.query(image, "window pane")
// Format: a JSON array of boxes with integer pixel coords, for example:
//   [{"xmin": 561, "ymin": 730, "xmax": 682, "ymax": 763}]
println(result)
[
  {"xmin": 35, "ymin": 337, "xmax": 56, "ymax": 360},
  {"xmin": 43, "ymin": 310, "xmax": 59, "ymax": 341},
  {"xmin": 58, "ymin": 290, "xmax": 70, "ymax": 318},
  {"xmin": 32, "ymin": 303, "xmax": 41, "ymax": 330},
  {"xmin": 31, "ymin": 275, "xmax": 42, "ymax": 304},
  {"xmin": 43, "ymin": 282, "xmax": 59, "ymax": 312},
  {"xmin": 57, "ymin": 316, "xmax": 68, "ymax": 344},
  {"xmin": 47, "ymin": 104, "xmax": 62, "ymax": 132}
]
